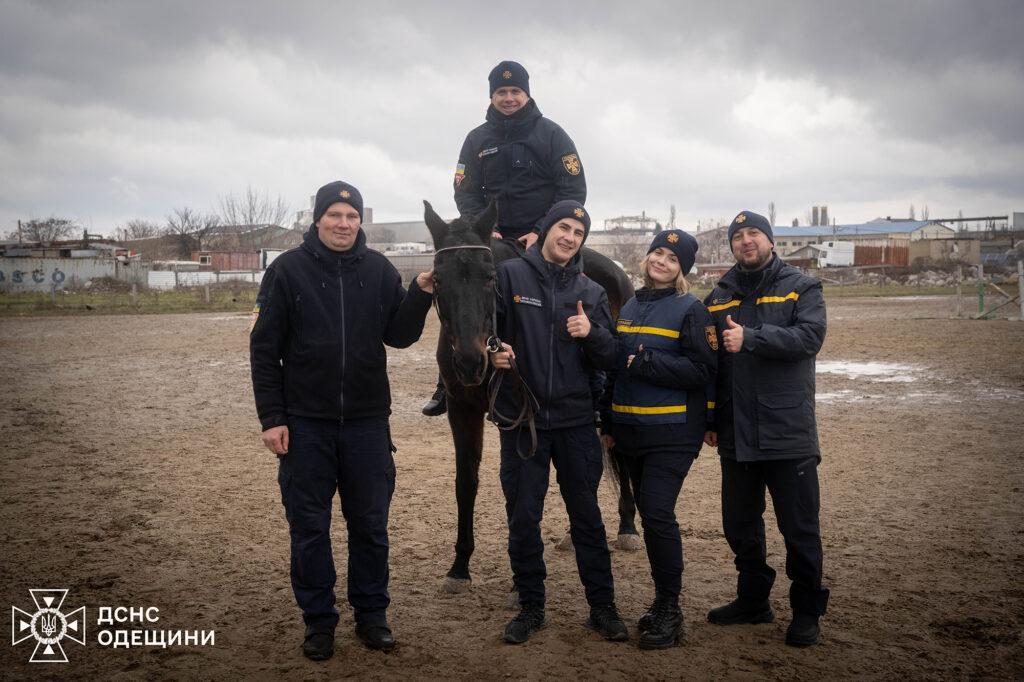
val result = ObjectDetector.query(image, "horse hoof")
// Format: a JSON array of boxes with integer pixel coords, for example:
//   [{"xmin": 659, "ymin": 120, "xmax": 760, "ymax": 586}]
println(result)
[
  {"xmin": 555, "ymin": 532, "xmax": 575, "ymax": 552},
  {"xmin": 443, "ymin": 576, "xmax": 472, "ymax": 594},
  {"xmin": 616, "ymin": 533, "xmax": 642, "ymax": 551}
]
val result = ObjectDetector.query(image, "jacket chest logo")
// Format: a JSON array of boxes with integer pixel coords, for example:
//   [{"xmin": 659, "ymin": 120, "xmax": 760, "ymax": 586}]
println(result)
[
  {"xmin": 513, "ymin": 294, "xmax": 543, "ymax": 307},
  {"xmin": 479, "ymin": 147, "xmax": 499, "ymax": 158}
]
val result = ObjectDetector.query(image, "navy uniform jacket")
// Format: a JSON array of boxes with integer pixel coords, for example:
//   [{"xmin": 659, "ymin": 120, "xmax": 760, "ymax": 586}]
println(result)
[
  {"xmin": 599, "ymin": 288, "xmax": 718, "ymax": 452},
  {"xmin": 704, "ymin": 256, "xmax": 826, "ymax": 462},
  {"xmin": 494, "ymin": 246, "xmax": 617, "ymax": 430},
  {"xmin": 454, "ymin": 99, "xmax": 586, "ymax": 241},
  {"xmin": 250, "ymin": 227, "xmax": 433, "ymax": 430}
]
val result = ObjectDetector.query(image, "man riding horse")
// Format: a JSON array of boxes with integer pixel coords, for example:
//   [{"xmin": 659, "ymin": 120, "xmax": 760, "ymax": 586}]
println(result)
[{"xmin": 422, "ymin": 59, "xmax": 587, "ymax": 417}]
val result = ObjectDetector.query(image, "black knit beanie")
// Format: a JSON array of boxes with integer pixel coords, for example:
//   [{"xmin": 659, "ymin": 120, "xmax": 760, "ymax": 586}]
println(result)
[
  {"xmin": 538, "ymin": 200, "xmax": 591, "ymax": 243},
  {"xmin": 727, "ymin": 210, "xmax": 773, "ymax": 244},
  {"xmin": 313, "ymin": 181, "xmax": 363, "ymax": 223},
  {"xmin": 488, "ymin": 61, "xmax": 530, "ymax": 96},
  {"xmin": 647, "ymin": 229, "xmax": 699, "ymax": 276}
]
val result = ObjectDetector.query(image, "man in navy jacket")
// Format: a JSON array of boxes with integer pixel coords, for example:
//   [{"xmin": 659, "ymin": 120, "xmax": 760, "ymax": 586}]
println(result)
[
  {"xmin": 703, "ymin": 210, "xmax": 830, "ymax": 647},
  {"xmin": 250, "ymin": 181, "xmax": 433, "ymax": 661},
  {"xmin": 489, "ymin": 200, "xmax": 627, "ymax": 645}
]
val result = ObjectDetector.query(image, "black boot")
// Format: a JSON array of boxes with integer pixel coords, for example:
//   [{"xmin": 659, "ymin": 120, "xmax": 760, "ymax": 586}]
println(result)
[
  {"xmin": 639, "ymin": 595, "xmax": 682, "ymax": 650},
  {"xmin": 785, "ymin": 612, "xmax": 821, "ymax": 647},
  {"xmin": 586, "ymin": 603, "xmax": 629, "ymax": 642},
  {"xmin": 421, "ymin": 383, "xmax": 447, "ymax": 416},
  {"xmin": 707, "ymin": 598, "xmax": 774, "ymax": 625},
  {"xmin": 302, "ymin": 626, "xmax": 335, "ymax": 661},
  {"xmin": 504, "ymin": 602, "xmax": 545, "ymax": 644},
  {"xmin": 356, "ymin": 622, "xmax": 396, "ymax": 651}
]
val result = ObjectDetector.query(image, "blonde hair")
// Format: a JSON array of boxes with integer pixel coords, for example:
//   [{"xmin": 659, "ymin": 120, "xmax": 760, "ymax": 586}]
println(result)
[{"xmin": 640, "ymin": 252, "xmax": 690, "ymax": 294}]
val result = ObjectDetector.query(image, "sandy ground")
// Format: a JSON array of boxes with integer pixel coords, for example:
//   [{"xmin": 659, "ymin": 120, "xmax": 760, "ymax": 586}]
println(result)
[{"xmin": 1, "ymin": 294, "xmax": 1022, "ymax": 680}]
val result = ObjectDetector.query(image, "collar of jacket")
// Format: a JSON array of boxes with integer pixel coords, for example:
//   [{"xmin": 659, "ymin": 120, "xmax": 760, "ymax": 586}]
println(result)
[
  {"xmin": 301, "ymin": 224, "xmax": 367, "ymax": 272},
  {"xmin": 523, "ymin": 242, "xmax": 581, "ymax": 286},
  {"xmin": 634, "ymin": 287, "xmax": 677, "ymax": 303},
  {"xmin": 719, "ymin": 253, "xmax": 782, "ymax": 296},
  {"xmin": 485, "ymin": 98, "xmax": 542, "ymax": 129}
]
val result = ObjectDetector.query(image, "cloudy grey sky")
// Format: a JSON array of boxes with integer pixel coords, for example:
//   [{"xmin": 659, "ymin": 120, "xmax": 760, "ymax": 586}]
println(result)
[{"xmin": 1, "ymin": 0, "xmax": 1022, "ymax": 235}]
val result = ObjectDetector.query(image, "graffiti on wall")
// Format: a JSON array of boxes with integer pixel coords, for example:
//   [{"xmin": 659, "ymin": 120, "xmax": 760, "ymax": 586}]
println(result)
[{"xmin": 0, "ymin": 268, "xmax": 66, "ymax": 285}]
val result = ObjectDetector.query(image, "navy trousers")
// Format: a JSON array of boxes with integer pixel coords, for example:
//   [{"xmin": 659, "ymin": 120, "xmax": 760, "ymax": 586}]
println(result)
[
  {"xmin": 277, "ymin": 415, "xmax": 396, "ymax": 631},
  {"xmin": 720, "ymin": 456, "xmax": 830, "ymax": 616},
  {"xmin": 623, "ymin": 447, "xmax": 696, "ymax": 599},
  {"xmin": 499, "ymin": 425, "xmax": 615, "ymax": 607}
]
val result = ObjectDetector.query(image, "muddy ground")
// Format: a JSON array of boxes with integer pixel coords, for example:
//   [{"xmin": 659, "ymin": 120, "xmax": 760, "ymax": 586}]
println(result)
[{"xmin": 1, "ymin": 295, "xmax": 1022, "ymax": 680}]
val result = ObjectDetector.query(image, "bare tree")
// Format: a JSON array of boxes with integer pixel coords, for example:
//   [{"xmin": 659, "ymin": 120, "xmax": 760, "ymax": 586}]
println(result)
[
  {"xmin": 164, "ymin": 207, "xmax": 220, "ymax": 258},
  {"xmin": 922, "ymin": 204, "xmax": 929, "ymax": 220},
  {"xmin": 909, "ymin": 204, "xmax": 916, "ymax": 220},
  {"xmin": 768, "ymin": 201, "xmax": 777, "ymax": 226},
  {"xmin": 113, "ymin": 219, "xmax": 161, "ymax": 242},
  {"xmin": 6, "ymin": 217, "xmax": 78, "ymax": 242},
  {"xmin": 218, "ymin": 186, "xmax": 290, "ymax": 228}
]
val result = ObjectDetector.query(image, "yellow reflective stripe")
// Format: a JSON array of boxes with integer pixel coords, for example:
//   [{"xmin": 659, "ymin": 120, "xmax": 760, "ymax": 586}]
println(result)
[
  {"xmin": 707, "ymin": 300, "xmax": 740, "ymax": 313},
  {"xmin": 708, "ymin": 292, "xmax": 798, "ymax": 313},
  {"xmin": 615, "ymin": 325, "xmax": 680, "ymax": 339},
  {"xmin": 707, "ymin": 401, "xmax": 716, "ymax": 409},
  {"xmin": 612, "ymin": 404, "xmax": 687, "ymax": 415},
  {"xmin": 756, "ymin": 291, "xmax": 799, "ymax": 305}
]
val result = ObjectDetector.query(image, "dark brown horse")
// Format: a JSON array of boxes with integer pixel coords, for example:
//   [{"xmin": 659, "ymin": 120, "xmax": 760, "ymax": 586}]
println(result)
[{"xmin": 423, "ymin": 200, "xmax": 639, "ymax": 593}]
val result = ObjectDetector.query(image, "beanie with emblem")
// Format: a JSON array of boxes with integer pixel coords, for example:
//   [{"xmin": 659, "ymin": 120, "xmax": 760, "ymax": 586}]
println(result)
[
  {"xmin": 488, "ymin": 60, "xmax": 530, "ymax": 96},
  {"xmin": 727, "ymin": 210, "xmax": 773, "ymax": 244},
  {"xmin": 313, "ymin": 181, "xmax": 363, "ymax": 223},
  {"xmin": 648, "ymin": 229, "xmax": 699, "ymax": 276},
  {"xmin": 538, "ymin": 200, "xmax": 591, "ymax": 243}
]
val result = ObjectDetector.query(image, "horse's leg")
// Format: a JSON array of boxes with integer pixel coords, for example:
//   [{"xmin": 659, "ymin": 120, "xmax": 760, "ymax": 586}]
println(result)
[
  {"xmin": 443, "ymin": 399, "xmax": 484, "ymax": 593},
  {"xmin": 612, "ymin": 449, "xmax": 642, "ymax": 550}
]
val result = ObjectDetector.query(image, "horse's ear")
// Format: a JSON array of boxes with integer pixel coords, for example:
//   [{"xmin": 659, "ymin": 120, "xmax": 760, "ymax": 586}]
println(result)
[
  {"xmin": 472, "ymin": 199, "xmax": 498, "ymax": 244},
  {"xmin": 423, "ymin": 200, "xmax": 449, "ymax": 249}
]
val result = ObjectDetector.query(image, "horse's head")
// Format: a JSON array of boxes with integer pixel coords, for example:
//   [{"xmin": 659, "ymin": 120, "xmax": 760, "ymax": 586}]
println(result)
[{"xmin": 424, "ymin": 199, "xmax": 497, "ymax": 387}]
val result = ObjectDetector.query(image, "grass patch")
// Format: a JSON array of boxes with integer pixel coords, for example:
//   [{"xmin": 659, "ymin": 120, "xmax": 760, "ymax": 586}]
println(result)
[{"xmin": 0, "ymin": 287, "xmax": 258, "ymax": 316}]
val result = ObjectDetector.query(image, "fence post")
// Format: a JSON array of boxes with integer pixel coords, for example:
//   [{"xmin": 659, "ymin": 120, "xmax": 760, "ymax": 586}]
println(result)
[
  {"xmin": 956, "ymin": 265, "xmax": 962, "ymax": 318},
  {"xmin": 50, "ymin": 284, "xmax": 57, "ymax": 306},
  {"xmin": 204, "ymin": 285, "xmax": 210, "ymax": 304},
  {"xmin": 130, "ymin": 282, "xmax": 137, "ymax": 306},
  {"xmin": 977, "ymin": 263, "xmax": 985, "ymax": 314},
  {"xmin": 1018, "ymin": 259, "xmax": 1023, "ymax": 321}
]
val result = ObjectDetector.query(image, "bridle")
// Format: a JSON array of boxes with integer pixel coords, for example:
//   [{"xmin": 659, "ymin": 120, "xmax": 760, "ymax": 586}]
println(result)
[{"xmin": 432, "ymin": 243, "xmax": 539, "ymax": 458}]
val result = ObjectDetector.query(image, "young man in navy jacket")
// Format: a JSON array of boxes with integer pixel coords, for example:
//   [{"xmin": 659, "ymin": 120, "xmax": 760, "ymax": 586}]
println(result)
[
  {"xmin": 250, "ymin": 181, "xmax": 433, "ymax": 660},
  {"xmin": 489, "ymin": 200, "xmax": 627, "ymax": 645}
]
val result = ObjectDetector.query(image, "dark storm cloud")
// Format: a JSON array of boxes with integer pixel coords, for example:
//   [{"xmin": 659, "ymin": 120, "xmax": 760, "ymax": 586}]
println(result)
[{"xmin": 0, "ymin": 0, "xmax": 1021, "ymax": 231}]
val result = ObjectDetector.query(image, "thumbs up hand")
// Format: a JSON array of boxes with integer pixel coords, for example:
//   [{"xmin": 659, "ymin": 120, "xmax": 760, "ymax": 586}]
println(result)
[
  {"xmin": 722, "ymin": 314, "xmax": 744, "ymax": 353},
  {"xmin": 567, "ymin": 300, "xmax": 591, "ymax": 338}
]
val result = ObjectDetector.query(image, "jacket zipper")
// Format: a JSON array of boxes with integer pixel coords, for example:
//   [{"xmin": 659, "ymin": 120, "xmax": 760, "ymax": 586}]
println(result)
[
  {"xmin": 545, "ymin": 276, "xmax": 557, "ymax": 427},
  {"xmin": 339, "ymin": 271, "xmax": 346, "ymax": 421}
]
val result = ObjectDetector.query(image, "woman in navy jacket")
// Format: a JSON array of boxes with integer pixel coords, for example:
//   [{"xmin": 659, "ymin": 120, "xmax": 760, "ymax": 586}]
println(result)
[{"xmin": 600, "ymin": 230, "xmax": 717, "ymax": 649}]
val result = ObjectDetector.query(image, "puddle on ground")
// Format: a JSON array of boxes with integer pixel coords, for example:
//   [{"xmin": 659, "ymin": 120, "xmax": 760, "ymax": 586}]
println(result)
[{"xmin": 817, "ymin": 360, "xmax": 920, "ymax": 382}]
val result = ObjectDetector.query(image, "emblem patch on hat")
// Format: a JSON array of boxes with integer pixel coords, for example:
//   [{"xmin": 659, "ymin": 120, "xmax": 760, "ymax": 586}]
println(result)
[
  {"xmin": 502, "ymin": 70, "xmax": 512, "ymax": 79},
  {"xmin": 561, "ymin": 154, "xmax": 581, "ymax": 176},
  {"xmin": 574, "ymin": 207, "xmax": 585, "ymax": 218},
  {"xmin": 705, "ymin": 325, "xmax": 719, "ymax": 351},
  {"xmin": 340, "ymin": 190, "xmax": 351, "ymax": 199},
  {"xmin": 735, "ymin": 213, "xmax": 746, "ymax": 223},
  {"xmin": 667, "ymin": 233, "xmax": 679, "ymax": 243}
]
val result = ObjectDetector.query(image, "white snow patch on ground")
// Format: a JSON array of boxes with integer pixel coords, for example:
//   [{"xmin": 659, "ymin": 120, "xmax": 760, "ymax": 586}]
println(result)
[{"xmin": 817, "ymin": 361, "xmax": 921, "ymax": 382}]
